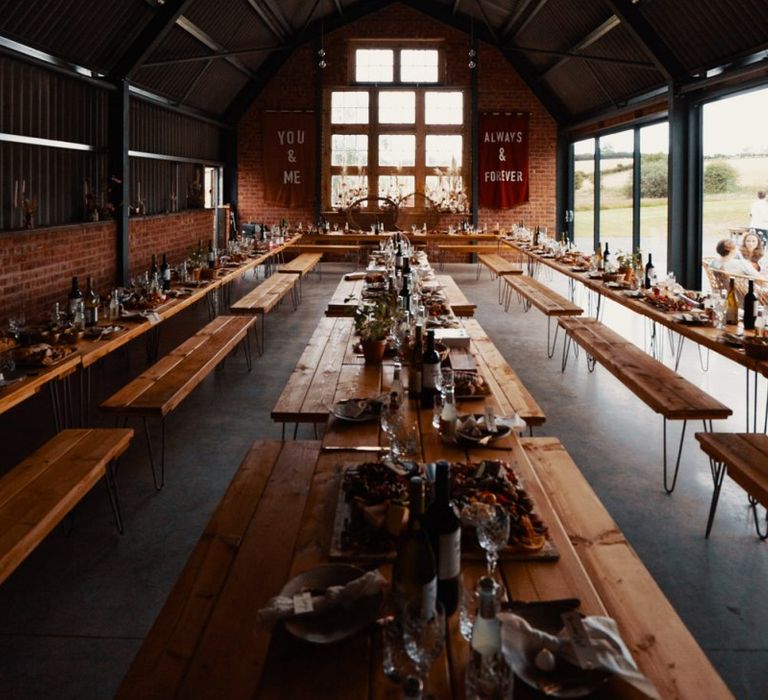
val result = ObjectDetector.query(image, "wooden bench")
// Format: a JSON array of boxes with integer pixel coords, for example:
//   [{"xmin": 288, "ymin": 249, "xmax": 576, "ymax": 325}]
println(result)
[
  {"xmin": 521, "ymin": 436, "xmax": 734, "ymax": 699},
  {"xmin": 230, "ymin": 273, "xmax": 297, "ymax": 353},
  {"xmin": 115, "ymin": 439, "xmax": 322, "ymax": 700},
  {"xmin": 695, "ymin": 432, "xmax": 768, "ymax": 539},
  {"xmin": 559, "ymin": 316, "xmax": 732, "ymax": 493},
  {"xmin": 101, "ymin": 316, "xmax": 255, "ymax": 489},
  {"xmin": 435, "ymin": 274, "xmax": 476, "ymax": 316},
  {"xmin": 289, "ymin": 243, "xmax": 361, "ymax": 265},
  {"xmin": 277, "ymin": 252, "xmax": 323, "ymax": 303},
  {"xmin": 0, "ymin": 428, "xmax": 134, "ymax": 584},
  {"xmin": 477, "ymin": 253, "xmax": 524, "ymax": 302},
  {"xmin": 504, "ymin": 274, "xmax": 583, "ymax": 357}
]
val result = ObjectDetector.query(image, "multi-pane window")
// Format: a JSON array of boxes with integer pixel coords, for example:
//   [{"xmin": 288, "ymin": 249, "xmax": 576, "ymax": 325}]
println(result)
[{"xmin": 327, "ymin": 46, "xmax": 466, "ymax": 210}]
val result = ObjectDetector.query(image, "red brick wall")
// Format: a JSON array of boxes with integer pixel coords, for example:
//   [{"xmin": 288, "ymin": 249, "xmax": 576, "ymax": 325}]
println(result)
[
  {"xmin": 237, "ymin": 2, "xmax": 557, "ymax": 233},
  {"xmin": 0, "ymin": 209, "xmax": 214, "ymax": 325},
  {"xmin": 128, "ymin": 209, "xmax": 214, "ymax": 279},
  {"xmin": 0, "ymin": 221, "xmax": 116, "ymax": 325}
]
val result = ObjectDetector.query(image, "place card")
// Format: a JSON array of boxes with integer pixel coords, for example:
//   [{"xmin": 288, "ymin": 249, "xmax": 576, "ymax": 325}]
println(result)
[{"xmin": 292, "ymin": 592, "xmax": 314, "ymax": 615}]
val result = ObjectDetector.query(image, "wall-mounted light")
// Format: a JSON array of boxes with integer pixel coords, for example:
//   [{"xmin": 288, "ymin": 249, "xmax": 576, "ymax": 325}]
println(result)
[
  {"xmin": 317, "ymin": 48, "xmax": 327, "ymax": 70},
  {"xmin": 468, "ymin": 48, "xmax": 477, "ymax": 70}
]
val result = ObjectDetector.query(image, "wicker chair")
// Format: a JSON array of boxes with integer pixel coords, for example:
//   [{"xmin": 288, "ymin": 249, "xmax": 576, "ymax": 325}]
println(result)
[
  {"xmin": 702, "ymin": 258, "xmax": 768, "ymax": 305},
  {"xmin": 344, "ymin": 196, "xmax": 399, "ymax": 232}
]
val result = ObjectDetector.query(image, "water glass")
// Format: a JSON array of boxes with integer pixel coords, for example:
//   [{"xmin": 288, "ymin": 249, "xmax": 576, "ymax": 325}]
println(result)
[
  {"xmin": 476, "ymin": 506, "xmax": 511, "ymax": 576},
  {"xmin": 381, "ymin": 617, "xmax": 416, "ymax": 684},
  {"xmin": 402, "ymin": 601, "xmax": 446, "ymax": 679}
]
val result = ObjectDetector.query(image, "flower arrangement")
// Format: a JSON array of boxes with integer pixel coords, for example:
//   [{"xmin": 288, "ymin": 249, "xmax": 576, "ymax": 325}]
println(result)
[
  {"xmin": 425, "ymin": 160, "xmax": 468, "ymax": 213},
  {"xmin": 14, "ymin": 180, "xmax": 38, "ymax": 229},
  {"xmin": 354, "ymin": 300, "xmax": 393, "ymax": 342}
]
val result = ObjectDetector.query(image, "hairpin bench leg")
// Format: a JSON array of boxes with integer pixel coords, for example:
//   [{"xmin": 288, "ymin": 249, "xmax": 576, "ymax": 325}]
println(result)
[
  {"xmin": 705, "ymin": 459, "xmax": 726, "ymax": 538},
  {"xmin": 663, "ymin": 418, "xmax": 687, "ymax": 494}
]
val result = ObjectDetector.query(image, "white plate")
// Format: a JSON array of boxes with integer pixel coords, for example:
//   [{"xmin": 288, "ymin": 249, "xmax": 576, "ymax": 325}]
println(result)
[{"xmin": 279, "ymin": 564, "xmax": 383, "ymax": 643}]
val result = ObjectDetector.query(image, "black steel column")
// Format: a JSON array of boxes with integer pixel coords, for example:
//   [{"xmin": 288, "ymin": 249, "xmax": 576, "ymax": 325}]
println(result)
[
  {"xmin": 555, "ymin": 133, "xmax": 573, "ymax": 241},
  {"xmin": 108, "ymin": 80, "xmax": 130, "ymax": 286},
  {"xmin": 470, "ymin": 37, "xmax": 479, "ymax": 228},
  {"xmin": 315, "ymin": 39, "xmax": 324, "ymax": 222},
  {"xmin": 668, "ymin": 87, "xmax": 702, "ymax": 289},
  {"xmin": 632, "ymin": 127, "xmax": 641, "ymax": 254},
  {"xmin": 593, "ymin": 138, "xmax": 601, "ymax": 251},
  {"xmin": 222, "ymin": 128, "xmax": 238, "ymax": 225}
]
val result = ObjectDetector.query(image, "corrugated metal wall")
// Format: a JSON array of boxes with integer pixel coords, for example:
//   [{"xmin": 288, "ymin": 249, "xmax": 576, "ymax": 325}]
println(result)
[
  {"xmin": 0, "ymin": 57, "xmax": 107, "ymax": 229},
  {"xmin": 0, "ymin": 56, "xmax": 225, "ymax": 230},
  {"xmin": 130, "ymin": 101, "xmax": 221, "ymax": 162}
]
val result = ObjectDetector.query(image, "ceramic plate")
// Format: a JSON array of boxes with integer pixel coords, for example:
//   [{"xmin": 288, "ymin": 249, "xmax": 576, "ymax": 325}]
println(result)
[{"xmin": 279, "ymin": 564, "xmax": 383, "ymax": 643}]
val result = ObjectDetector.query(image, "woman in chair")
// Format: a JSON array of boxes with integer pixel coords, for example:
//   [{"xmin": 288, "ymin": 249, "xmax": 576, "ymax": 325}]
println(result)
[{"xmin": 740, "ymin": 230, "xmax": 765, "ymax": 272}]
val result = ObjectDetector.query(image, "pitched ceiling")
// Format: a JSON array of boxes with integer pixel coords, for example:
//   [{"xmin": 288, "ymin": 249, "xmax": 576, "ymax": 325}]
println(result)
[{"xmin": 0, "ymin": 0, "xmax": 766, "ymax": 127}]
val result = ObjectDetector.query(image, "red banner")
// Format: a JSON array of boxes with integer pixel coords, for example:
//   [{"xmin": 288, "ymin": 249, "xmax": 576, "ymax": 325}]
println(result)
[
  {"xmin": 478, "ymin": 113, "xmax": 529, "ymax": 209},
  {"xmin": 262, "ymin": 112, "xmax": 316, "ymax": 207}
]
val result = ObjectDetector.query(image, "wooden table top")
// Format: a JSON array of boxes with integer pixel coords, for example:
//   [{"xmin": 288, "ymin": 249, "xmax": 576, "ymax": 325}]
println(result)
[
  {"xmin": 271, "ymin": 312, "xmax": 545, "ymax": 429},
  {"xmin": 116, "ymin": 428, "xmax": 732, "ymax": 699}
]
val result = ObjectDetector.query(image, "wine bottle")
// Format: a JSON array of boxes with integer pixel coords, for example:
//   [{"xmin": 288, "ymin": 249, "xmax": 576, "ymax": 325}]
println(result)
[
  {"xmin": 395, "ymin": 241, "xmax": 403, "ymax": 273},
  {"xmin": 149, "ymin": 253, "xmax": 158, "ymax": 278},
  {"xmin": 644, "ymin": 253, "xmax": 655, "ymax": 289},
  {"xmin": 595, "ymin": 244, "xmax": 604, "ymax": 271},
  {"xmin": 466, "ymin": 577, "xmax": 510, "ymax": 699},
  {"xmin": 84, "ymin": 276, "xmax": 99, "ymax": 327},
  {"xmin": 603, "ymin": 241, "xmax": 611, "ymax": 268},
  {"xmin": 408, "ymin": 323, "xmax": 423, "ymax": 399},
  {"xmin": 392, "ymin": 476, "xmax": 437, "ymax": 613},
  {"xmin": 208, "ymin": 241, "xmax": 216, "ymax": 268},
  {"xmin": 68, "ymin": 276, "xmax": 83, "ymax": 318},
  {"xmin": 725, "ymin": 278, "xmax": 739, "ymax": 325},
  {"xmin": 744, "ymin": 279, "xmax": 757, "ymax": 330},
  {"xmin": 420, "ymin": 329, "xmax": 441, "ymax": 410},
  {"xmin": 426, "ymin": 461, "xmax": 461, "ymax": 616},
  {"xmin": 161, "ymin": 253, "xmax": 171, "ymax": 291}
]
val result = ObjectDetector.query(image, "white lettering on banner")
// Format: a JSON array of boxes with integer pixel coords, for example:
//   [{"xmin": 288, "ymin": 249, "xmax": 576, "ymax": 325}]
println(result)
[
  {"xmin": 277, "ymin": 130, "xmax": 306, "ymax": 146},
  {"xmin": 483, "ymin": 131, "xmax": 523, "ymax": 143},
  {"xmin": 484, "ymin": 170, "xmax": 524, "ymax": 182},
  {"xmin": 284, "ymin": 170, "xmax": 302, "ymax": 184}
]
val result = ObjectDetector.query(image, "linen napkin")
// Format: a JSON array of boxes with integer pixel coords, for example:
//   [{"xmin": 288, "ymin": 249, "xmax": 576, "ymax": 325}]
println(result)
[
  {"xmin": 499, "ymin": 612, "xmax": 660, "ymax": 699},
  {"xmin": 258, "ymin": 569, "xmax": 387, "ymax": 630}
]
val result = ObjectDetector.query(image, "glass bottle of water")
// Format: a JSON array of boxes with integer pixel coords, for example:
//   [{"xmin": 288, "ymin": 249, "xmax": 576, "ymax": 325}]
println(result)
[{"xmin": 466, "ymin": 578, "xmax": 512, "ymax": 699}]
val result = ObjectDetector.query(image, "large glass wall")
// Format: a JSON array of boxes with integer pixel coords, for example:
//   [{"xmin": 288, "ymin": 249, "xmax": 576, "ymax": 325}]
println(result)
[
  {"xmin": 702, "ymin": 86, "xmax": 768, "ymax": 265},
  {"xmin": 639, "ymin": 122, "xmax": 669, "ymax": 275},
  {"xmin": 573, "ymin": 138, "xmax": 595, "ymax": 251},
  {"xmin": 599, "ymin": 130, "xmax": 634, "ymax": 256}
]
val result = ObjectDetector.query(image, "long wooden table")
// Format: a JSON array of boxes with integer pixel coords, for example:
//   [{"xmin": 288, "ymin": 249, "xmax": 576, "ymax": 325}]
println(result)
[
  {"xmin": 0, "ymin": 239, "xmax": 298, "ymax": 425},
  {"xmin": 117, "ymin": 431, "xmax": 732, "ymax": 699},
  {"xmin": 502, "ymin": 238, "xmax": 768, "ymax": 429},
  {"xmin": 271, "ymin": 314, "xmax": 545, "ymax": 433}
]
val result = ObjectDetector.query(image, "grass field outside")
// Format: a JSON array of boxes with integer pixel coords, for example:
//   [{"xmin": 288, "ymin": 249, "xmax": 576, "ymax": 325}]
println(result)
[{"xmin": 571, "ymin": 154, "xmax": 768, "ymax": 284}]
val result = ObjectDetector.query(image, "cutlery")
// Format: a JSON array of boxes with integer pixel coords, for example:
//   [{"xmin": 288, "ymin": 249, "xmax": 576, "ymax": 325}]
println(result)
[{"xmin": 321, "ymin": 445, "xmax": 390, "ymax": 452}]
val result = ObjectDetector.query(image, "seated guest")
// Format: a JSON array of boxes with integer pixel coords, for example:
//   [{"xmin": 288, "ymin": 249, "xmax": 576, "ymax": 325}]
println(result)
[
  {"xmin": 711, "ymin": 238, "xmax": 759, "ymax": 277},
  {"xmin": 740, "ymin": 230, "xmax": 765, "ymax": 272}
]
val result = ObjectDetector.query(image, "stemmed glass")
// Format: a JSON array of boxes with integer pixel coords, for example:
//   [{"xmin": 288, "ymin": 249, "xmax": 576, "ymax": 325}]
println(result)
[
  {"xmin": 476, "ymin": 505, "xmax": 510, "ymax": 577},
  {"xmin": 402, "ymin": 601, "xmax": 445, "ymax": 686}
]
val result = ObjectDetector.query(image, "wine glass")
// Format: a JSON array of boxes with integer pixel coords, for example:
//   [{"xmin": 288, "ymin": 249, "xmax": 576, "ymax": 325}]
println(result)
[
  {"xmin": 476, "ymin": 506, "xmax": 510, "ymax": 577},
  {"xmin": 402, "ymin": 601, "xmax": 445, "ymax": 684},
  {"xmin": 381, "ymin": 617, "xmax": 417, "ymax": 685}
]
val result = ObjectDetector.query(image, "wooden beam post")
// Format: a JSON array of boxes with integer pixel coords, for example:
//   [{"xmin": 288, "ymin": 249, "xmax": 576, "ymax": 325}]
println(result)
[{"xmin": 108, "ymin": 80, "xmax": 130, "ymax": 286}]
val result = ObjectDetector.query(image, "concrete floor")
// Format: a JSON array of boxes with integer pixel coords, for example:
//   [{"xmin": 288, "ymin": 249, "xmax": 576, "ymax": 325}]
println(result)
[{"xmin": 0, "ymin": 262, "xmax": 765, "ymax": 699}]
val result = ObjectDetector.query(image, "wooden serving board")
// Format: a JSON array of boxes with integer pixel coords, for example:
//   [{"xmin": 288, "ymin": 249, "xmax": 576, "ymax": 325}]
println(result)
[{"xmin": 329, "ymin": 471, "xmax": 559, "ymax": 563}]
